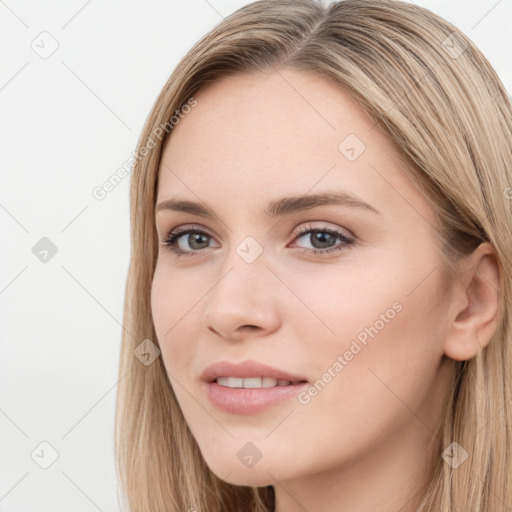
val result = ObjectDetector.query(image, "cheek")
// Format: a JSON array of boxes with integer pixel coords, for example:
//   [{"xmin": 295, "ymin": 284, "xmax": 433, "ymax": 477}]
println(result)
[
  {"xmin": 150, "ymin": 264, "xmax": 201, "ymax": 380},
  {"xmin": 296, "ymin": 262, "xmax": 448, "ymax": 431},
  {"xmin": 291, "ymin": 248, "xmax": 443, "ymax": 378}
]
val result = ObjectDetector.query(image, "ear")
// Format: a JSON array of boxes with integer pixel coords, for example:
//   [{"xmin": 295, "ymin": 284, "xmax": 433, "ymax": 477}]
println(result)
[{"xmin": 443, "ymin": 242, "xmax": 501, "ymax": 362}]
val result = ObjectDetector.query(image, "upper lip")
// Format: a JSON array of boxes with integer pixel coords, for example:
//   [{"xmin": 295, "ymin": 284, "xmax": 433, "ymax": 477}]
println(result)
[{"xmin": 200, "ymin": 360, "xmax": 309, "ymax": 384}]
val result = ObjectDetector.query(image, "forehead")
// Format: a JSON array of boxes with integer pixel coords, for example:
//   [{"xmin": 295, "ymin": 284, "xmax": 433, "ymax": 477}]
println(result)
[
  {"xmin": 156, "ymin": 68, "xmax": 431, "ymax": 224},
  {"xmin": 161, "ymin": 68, "xmax": 383, "ymax": 169}
]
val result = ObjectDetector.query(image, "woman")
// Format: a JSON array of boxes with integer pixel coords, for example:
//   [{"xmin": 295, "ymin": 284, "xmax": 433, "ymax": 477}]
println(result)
[{"xmin": 114, "ymin": 1, "xmax": 512, "ymax": 510}]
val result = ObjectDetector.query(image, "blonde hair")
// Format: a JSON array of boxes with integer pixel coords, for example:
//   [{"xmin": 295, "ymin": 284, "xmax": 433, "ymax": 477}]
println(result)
[{"xmin": 114, "ymin": 0, "xmax": 512, "ymax": 510}]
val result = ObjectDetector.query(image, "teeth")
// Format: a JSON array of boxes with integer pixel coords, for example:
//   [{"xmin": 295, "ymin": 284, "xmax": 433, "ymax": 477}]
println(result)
[{"xmin": 216, "ymin": 376, "xmax": 293, "ymax": 388}]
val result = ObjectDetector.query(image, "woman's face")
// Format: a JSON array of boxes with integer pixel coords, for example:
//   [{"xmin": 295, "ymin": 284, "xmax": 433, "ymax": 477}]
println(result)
[{"xmin": 151, "ymin": 68, "xmax": 456, "ymax": 493}]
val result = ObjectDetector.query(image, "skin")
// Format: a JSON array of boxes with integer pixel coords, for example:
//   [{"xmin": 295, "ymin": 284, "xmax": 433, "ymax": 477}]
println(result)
[{"xmin": 151, "ymin": 68, "xmax": 500, "ymax": 512}]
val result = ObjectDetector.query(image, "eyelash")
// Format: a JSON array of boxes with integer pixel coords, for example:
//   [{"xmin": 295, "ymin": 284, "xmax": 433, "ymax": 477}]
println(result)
[{"xmin": 160, "ymin": 223, "xmax": 355, "ymax": 258}]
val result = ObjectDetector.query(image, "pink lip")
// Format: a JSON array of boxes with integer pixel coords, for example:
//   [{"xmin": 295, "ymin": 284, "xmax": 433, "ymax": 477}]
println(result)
[
  {"xmin": 204, "ymin": 381, "xmax": 310, "ymax": 415},
  {"xmin": 200, "ymin": 359, "xmax": 308, "ymax": 384},
  {"xmin": 200, "ymin": 360, "xmax": 309, "ymax": 415}
]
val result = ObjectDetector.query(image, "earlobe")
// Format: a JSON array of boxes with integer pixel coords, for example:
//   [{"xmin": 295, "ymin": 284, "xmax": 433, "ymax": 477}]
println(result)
[{"xmin": 443, "ymin": 242, "xmax": 501, "ymax": 362}]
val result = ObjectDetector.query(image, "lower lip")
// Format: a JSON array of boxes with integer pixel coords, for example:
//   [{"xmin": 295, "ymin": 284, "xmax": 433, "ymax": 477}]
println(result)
[{"xmin": 204, "ymin": 381, "xmax": 310, "ymax": 415}]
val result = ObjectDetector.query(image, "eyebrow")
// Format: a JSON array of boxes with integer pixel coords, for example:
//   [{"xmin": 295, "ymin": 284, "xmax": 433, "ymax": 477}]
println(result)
[{"xmin": 155, "ymin": 191, "xmax": 380, "ymax": 218}]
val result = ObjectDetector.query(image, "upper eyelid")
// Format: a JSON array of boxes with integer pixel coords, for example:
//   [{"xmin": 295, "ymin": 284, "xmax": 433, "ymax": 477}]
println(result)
[{"xmin": 162, "ymin": 221, "xmax": 348, "ymax": 234}]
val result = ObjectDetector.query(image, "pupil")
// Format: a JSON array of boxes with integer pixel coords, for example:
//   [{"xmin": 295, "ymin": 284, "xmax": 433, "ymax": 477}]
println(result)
[
  {"xmin": 189, "ymin": 233, "xmax": 208, "ymax": 249},
  {"xmin": 312, "ymin": 232, "xmax": 335, "ymax": 249}
]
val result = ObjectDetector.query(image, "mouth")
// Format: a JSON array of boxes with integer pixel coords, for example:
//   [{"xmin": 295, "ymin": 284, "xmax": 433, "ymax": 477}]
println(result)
[
  {"xmin": 214, "ymin": 376, "xmax": 308, "ymax": 388},
  {"xmin": 200, "ymin": 360, "xmax": 310, "ymax": 415},
  {"xmin": 200, "ymin": 359, "xmax": 309, "ymax": 385},
  {"xmin": 204, "ymin": 379, "xmax": 310, "ymax": 415}
]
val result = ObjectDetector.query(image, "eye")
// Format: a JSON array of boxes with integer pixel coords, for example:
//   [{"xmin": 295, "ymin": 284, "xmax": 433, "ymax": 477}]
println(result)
[
  {"xmin": 160, "ymin": 223, "xmax": 355, "ymax": 258},
  {"xmin": 290, "ymin": 223, "xmax": 355, "ymax": 256},
  {"xmin": 160, "ymin": 226, "xmax": 216, "ymax": 257}
]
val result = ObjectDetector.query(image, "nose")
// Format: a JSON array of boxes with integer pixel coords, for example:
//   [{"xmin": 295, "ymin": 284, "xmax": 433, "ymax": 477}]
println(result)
[{"xmin": 202, "ymin": 251, "xmax": 281, "ymax": 342}]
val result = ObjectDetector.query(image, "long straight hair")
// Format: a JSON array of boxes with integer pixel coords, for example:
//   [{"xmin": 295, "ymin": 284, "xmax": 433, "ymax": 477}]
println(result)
[{"xmin": 114, "ymin": 1, "xmax": 512, "ymax": 510}]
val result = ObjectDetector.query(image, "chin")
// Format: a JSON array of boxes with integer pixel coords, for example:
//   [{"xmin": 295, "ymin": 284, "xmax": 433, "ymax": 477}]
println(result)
[
  {"xmin": 204, "ymin": 457, "xmax": 278, "ymax": 487},
  {"xmin": 219, "ymin": 471, "xmax": 275, "ymax": 488}
]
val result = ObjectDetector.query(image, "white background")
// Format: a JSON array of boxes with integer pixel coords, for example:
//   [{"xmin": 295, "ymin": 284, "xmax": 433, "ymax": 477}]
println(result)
[{"xmin": 1, "ymin": 1, "xmax": 510, "ymax": 511}]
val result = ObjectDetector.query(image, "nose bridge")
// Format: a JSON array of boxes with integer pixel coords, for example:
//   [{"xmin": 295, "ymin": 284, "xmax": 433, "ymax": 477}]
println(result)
[
  {"xmin": 208, "ymin": 237, "xmax": 269, "ymax": 307},
  {"xmin": 202, "ymin": 236, "xmax": 280, "ymax": 336}
]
